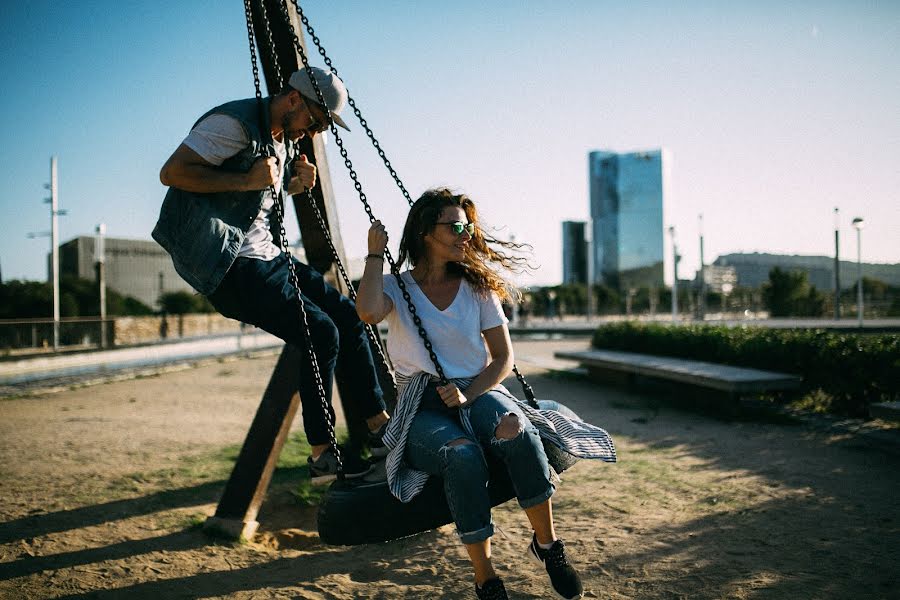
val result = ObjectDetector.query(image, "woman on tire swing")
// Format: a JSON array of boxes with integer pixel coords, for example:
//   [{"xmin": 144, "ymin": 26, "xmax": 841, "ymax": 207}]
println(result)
[{"xmin": 357, "ymin": 188, "xmax": 615, "ymax": 600}]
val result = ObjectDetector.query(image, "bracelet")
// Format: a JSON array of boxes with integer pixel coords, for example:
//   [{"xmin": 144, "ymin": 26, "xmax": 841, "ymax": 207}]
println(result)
[{"xmin": 365, "ymin": 254, "xmax": 384, "ymax": 261}]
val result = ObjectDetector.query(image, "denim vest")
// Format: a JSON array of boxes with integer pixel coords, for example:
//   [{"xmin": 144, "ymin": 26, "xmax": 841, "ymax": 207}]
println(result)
[{"xmin": 152, "ymin": 97, "xmax": 295, "ymax": 295}]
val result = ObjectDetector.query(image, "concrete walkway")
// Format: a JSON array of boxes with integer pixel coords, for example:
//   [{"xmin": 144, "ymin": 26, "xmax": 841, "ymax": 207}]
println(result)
[{"xmin": 0, "ymin": 331, "xmax": 282, "ymax": 386}]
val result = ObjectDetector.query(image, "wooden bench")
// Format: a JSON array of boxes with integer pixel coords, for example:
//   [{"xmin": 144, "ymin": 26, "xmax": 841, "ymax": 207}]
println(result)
[
  {"xmin": 870, "ymin": 401, "xmax": 900, "ymax": 423},
  {"xmin": 554, "ymin": 349, "xmax": 802, "ymax": 397}
]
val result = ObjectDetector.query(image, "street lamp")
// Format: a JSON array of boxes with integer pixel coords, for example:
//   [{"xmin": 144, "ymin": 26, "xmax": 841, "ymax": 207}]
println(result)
[
  {"xmin": 95, "ymin": 223, "xmax": 107, "ymax": 348},
  {"xmin": 27, "ymin": 157, "xmax": 66, "ymax": 351},
  {"xmin": 698, "ymin": 214, "xmax": 706, "ymax": 321},
  {"xmin": 833, "ymin": 208, "xmax": 841, "ymax": 320},
  {"xmin": 668, "ymin": 226, "xmax": 678, "ymax": 320},
  {"xmin": 852, "ymin": 217, "xmax": 864, "ymax": 327}
]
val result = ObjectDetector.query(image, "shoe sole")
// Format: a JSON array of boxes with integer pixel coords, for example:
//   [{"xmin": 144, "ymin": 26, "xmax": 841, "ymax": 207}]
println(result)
[
  {"xmin": 310, "ymin": 465, "xmax": 375, "ymax": 486},
  {"xmin": 310, "ymin": 473, "xmax": 338, "ymax": 486},
  {"xmin": 527, "ymin": 543, "xmax": 584, "ymax": 600}
]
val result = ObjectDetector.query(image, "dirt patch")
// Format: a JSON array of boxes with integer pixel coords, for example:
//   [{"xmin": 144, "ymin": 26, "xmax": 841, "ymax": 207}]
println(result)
[{"xmin": 1, "ymin": 340, "xmax": 898, "ymax": 599}]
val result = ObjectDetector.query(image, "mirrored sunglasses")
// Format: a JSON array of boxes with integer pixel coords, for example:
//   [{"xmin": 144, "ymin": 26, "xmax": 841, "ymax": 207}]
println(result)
[{"xmin": 436, "ymin": 221, "xmax": 476, "ymax": 236}]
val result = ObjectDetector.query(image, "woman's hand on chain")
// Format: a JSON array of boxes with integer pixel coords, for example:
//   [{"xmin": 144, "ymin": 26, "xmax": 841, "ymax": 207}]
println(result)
[
  {"xmin": 368, "ymin": 220, "xmax": 389, "ymax": 255},
  {"xmin": 437, "ymin": 383, "xmax": 468, "ymax": 408}
]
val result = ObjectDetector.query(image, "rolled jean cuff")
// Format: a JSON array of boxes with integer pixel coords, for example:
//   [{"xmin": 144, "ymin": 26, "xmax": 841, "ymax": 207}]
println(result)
[
  {"xmin": 458, "ymin": 521, "xmax": 495, "ymax": 545},
  {"xmin": 518, "ymin": 482, "xmax": 556, "ymax": 510}
]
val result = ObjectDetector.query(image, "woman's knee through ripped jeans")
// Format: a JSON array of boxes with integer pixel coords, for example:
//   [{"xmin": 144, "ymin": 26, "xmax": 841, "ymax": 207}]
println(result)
[{"xmin": 405, "ymin": 385, "xmax": 554, "ymax": 544}]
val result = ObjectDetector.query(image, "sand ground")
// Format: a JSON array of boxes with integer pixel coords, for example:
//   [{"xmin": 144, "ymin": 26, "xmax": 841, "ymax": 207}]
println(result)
[{"xmin": 1, "ymin": 339, "xmax": 898, "ymax": 599}]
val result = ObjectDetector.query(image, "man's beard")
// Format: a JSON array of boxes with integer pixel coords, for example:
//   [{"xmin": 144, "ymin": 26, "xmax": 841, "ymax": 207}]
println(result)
[{"xmin": 281, "ymin": 109, "xmax": 302, "ymax": 141}]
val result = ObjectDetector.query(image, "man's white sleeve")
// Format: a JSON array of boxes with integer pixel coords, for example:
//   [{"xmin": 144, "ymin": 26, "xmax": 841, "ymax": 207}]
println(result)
[{"xmin": 182, "ymin": 114, "xmax": 250, "ymax": 166}]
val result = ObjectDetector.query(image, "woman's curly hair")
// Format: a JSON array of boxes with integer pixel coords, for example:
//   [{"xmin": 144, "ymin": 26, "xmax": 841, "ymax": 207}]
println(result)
[{"xmin": 397, "ymin": 188, "xmax": 532, "ymax": 303}]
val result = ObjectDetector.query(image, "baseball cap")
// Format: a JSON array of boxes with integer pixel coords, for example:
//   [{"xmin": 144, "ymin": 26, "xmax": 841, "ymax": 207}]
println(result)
[{"xmin": 288, "ymin": 67, "xmax": 351, "ymax": 131}]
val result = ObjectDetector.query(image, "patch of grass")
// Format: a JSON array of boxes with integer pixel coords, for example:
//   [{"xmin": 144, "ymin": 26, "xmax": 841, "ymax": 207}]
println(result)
[
  {"xmin": 788, "ymin": 388, "xmax": 835, "ymax": 414},
  {"xmin": 57, "ymin": 428, "xmax": 349, "ymax": 517},
  {"xmin": 151, "ymin": 510, "xmax": 207, "ymax": 531}
]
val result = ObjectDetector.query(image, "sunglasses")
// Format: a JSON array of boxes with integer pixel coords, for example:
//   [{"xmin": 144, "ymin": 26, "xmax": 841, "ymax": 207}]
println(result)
[
  {"xmin": 299, "ymin": 94, "xmax": 332, "ymax": 134},
  {"xmin": 436, "ymin": 221, "xmax": 476, "ymax": 236}
]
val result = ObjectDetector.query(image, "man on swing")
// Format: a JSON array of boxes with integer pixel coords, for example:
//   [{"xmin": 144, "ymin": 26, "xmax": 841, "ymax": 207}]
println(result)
[{"xmin": 153, "ymin": 66, "xmax": 389, "ymax": 483}]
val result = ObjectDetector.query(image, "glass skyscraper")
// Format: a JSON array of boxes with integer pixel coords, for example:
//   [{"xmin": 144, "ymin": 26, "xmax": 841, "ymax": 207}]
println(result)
[
  {"xmin": 562, "ymin": 221, "xmax": 588, "ymax": 285},
  {"xmin": 588, "ymin": 149, "xmax": 671, "ymax": 290}
]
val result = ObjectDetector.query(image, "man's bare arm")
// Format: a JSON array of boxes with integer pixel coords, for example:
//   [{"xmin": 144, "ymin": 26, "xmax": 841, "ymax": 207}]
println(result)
[{"xmin": 159, "ymin": 144, "xmax": 279, "ymax": 193}]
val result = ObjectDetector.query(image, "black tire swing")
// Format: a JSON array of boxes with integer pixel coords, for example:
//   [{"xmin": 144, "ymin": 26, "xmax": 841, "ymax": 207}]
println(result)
[{"xmin": 246, "ymin": 0, "xmax": 584, "ymax": 546}]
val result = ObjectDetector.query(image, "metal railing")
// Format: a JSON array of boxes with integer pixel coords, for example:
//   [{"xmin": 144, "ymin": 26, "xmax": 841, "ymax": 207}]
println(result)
[{"xmin": 0, "ymin": 317, "xmax": 114, "ymax": 355}]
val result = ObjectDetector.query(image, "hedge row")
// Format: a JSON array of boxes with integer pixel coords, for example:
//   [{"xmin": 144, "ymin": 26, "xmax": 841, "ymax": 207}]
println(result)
[{"xmin": 591, "ymin": 322, "xmax": 900, "ymax": 417}]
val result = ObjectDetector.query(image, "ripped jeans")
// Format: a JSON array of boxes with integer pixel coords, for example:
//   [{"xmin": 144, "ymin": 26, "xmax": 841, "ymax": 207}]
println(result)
[{"xmin": 405, "ymin": 383, "xmax": 555, "ymax": 544}]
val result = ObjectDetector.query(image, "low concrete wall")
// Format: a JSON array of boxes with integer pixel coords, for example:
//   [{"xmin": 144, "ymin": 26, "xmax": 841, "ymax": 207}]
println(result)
[{"xmin": 114, "ymin": 313, "xmax": 242, "ymax": 346}]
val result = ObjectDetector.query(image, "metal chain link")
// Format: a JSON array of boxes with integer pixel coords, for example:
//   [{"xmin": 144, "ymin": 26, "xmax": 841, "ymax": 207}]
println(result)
[
  {"xmin": 300, "ymin": 191, "xmax": 398, "ymax": 399},
  {"xmin": 289, "ymin": 0, "xmax": 413, "ymax": 206},
  {"xmin": 267, "ymin": 0, "xmax": 535, "ymax": 400},
  {"xmin": 263, "ymin": 0, "xmax": 396, "ymax": 396},
  {"xmin": 275, "ymin": 0, "xmax": 449, "ymax": 385},
  {"xmin": 290, "ymin": 0, "xmax": 540, "ymax": 405},
  {"xmin": 244, "ymin": 0, "xmax": 344, "ymax": 474}
]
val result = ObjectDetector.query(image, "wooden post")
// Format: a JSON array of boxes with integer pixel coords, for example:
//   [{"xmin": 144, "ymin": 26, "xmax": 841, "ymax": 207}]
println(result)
[
  {"xmin": 206, "ymin": 0, "xmax": 391, "ymax": 540},
  {"xmin": 206, "ymin": 345, "xmax": 303, "ymax": 540}
]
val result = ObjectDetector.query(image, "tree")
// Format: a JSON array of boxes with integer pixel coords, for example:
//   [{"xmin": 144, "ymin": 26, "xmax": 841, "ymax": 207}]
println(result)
[
  {"xmin": 592, "ymin": 284, "xmax": 621, "ymax": 314},
  {"xmin": 762, "ymin": 268, "xmax": 826, "ymax": 317},
  {"xmin": 158, "ymin": 291, "xmax": 215, "ymax": 314},
  {"xmin": 0, "ymin": 278, "xmax": 153, "ymax": 318}
]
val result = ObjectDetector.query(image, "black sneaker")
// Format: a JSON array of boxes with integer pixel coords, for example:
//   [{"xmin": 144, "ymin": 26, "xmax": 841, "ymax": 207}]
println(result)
[
  {"xmin": 475, "ymin": 577, "xmax": 509, "ymax": 600},
  {"xmin": 528, "ymin": 534, "xmax": 584, "ymax": 599},
  {"xmin": 368, "ymin": 421, "xmax": 389, "ymax": 459},
  {"xmin": 307, "ymin": 448, "xmax": 372, "ymax": 485}
]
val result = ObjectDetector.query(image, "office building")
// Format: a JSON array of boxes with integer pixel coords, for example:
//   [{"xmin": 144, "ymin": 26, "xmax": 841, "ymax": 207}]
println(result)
[
  {"xmin": 562, "ymin": 221, "xmax": 588, "ymax": 285},
  {"xmin": 712, "ymin": 253, "xmax": 900, "ymax": 289},
  {"xmin": 699, "ymin": 265, "xmax": 738, "ymax": 294},
  {"xmin": 589, "ymin": 149, "xmax": 672, "ymax": 290},
  {"xmin": 58, "ymin": 236, "xmax": 194, "ymax": 309}
]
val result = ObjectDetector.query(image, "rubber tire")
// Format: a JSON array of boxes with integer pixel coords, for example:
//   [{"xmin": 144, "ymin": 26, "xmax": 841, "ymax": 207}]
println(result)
[{"xmin": 317, "ymin": 399, "xmax": 581, "ymax": 545}]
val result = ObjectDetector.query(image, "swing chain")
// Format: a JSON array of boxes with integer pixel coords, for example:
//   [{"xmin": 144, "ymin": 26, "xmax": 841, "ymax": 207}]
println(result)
[
  {"xmin": 512, "ymin": 365, "xmax": 539, "ymax": 408},
  {"xmin": 289, "ymin": 0, "xmax": 414, "ymax": 206},
  {"xmin": 289, "ymin": 4, "xmax": 542, "ymax": 399},
  {"xmin": 275, "ymin": 0, "xmax": 449, "ymax": 385},
  {"xmin": 266, "ymin": 0, "xmax": 532, "ymax": 397},
  {"xmin": 300, "ymin": 191, "xmax": 398, "ymax": 399},
  {"xmin": 245, "ymin": 0, "xmax": 344, "ymax": 475}
]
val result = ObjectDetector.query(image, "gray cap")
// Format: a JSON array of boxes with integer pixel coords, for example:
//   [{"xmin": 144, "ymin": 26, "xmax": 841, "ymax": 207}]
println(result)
[{"xmin": 288, "ymin": 67, "xmax": 351, "ymax": 131}]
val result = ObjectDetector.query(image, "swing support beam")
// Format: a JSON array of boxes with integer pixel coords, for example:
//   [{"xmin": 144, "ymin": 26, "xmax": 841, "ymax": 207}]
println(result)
[{"xmin": 205, "ymin": 0, "xmax": 350, "ymax": 541}]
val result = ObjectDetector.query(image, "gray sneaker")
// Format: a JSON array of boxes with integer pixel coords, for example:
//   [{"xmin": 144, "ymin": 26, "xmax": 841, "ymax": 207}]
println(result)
[
  {"xmin": 368, "ymin": 422, "xmax": 389, "ymax": 459},
  {"xmin": 307, "ymin": 448, "xmax": 372, "ymax": 485}
]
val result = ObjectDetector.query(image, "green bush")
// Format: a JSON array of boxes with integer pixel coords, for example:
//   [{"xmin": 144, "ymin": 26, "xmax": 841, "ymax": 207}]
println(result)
[{"xmin": 591, "ymin": 322, "xmax": 900, "ymax": 417}]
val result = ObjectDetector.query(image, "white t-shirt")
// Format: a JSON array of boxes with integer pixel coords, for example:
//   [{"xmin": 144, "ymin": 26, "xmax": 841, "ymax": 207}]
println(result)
[
  {"xmin": 382, "ymin": 271, "xmax": 509, "ymax": 378},
  {"xmin": 183, "ymin": 114, "xmax": 285, "ymax": 261}
]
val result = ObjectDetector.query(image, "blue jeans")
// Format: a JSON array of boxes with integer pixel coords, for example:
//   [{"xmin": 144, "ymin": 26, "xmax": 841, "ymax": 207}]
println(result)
[
  {"xmin": 405, "ymin": 384, "xmax": 555, "ymax": 544},
  {"xmin": 208, "ymin": 253, "xmax": 386, "ymax": 446}
]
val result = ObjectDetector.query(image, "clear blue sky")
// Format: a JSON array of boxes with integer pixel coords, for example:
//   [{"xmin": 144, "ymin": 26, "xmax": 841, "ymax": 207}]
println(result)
[{"xmin": 2, "ymin": 0, "xmax": 897, "ymax": 287}]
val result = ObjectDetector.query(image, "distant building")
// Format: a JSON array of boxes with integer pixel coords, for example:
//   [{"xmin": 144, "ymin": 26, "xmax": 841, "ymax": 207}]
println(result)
[
  {"xmin": 589, "ymin": 149, "xmax": 672, "ymax": 290},
  {"xmin": 58, "ymin": 236, "xmax": 194, "ymax": 309},
  {"xmin": 713, "ymin": 253, "xmax": 900, "ymax": 289},
  {"xmin": 699, "ymin": 265, "xmax": 738, "ymax": 294},
  {"xmin": 561, "ymin": 221, "xmax": 588, "ymax": 285}
]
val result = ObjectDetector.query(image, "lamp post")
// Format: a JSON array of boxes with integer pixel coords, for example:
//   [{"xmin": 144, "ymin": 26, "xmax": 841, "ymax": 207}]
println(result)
[
  {"xmin": 852, "ymin": 217, "xmax": 864, "ymax": 327},
  {"xmin": 833, "ymin": 208, "xmax": 841, "ymax": 320},
  {"xmin": 32, "ymin": 157, "xmax": 66, "ymax": 350},
  {"xmin": 668, "ymin": 226, "xmax": 678, "ymax": 320},
  {"xmin": 698, "ymin": 214, "xmax": 706, "ymax": 321},
  {"xmin": 49, "ymin": 157, "xmax": 60, "ymax": 350},
  {"xmin": 95, "ymin": 223, "xmax": 107, "ymax": 348}
]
